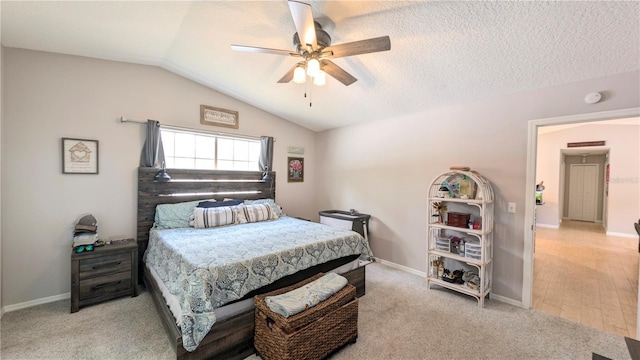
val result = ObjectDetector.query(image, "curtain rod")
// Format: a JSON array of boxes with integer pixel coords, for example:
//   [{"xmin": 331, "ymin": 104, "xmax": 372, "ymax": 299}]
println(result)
[
  {"xmin": 120, "ymin": 116, "xmax": 148, "ymax": 125},
  {"xmin": 120, "ymin": 116, "xmax": 271, "ymax": 142}
]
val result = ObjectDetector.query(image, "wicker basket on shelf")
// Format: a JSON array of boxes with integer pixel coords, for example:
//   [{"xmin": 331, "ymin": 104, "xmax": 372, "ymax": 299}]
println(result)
[{"xmin": 254, "ymin": 273, "xmax": 358, "ymax": 360}]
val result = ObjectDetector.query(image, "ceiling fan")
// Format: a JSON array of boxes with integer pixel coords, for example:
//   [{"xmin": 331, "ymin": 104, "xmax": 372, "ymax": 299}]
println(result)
[{"xmin": 231, "ymin": 0, "xmax": 391, "ymax": 86}]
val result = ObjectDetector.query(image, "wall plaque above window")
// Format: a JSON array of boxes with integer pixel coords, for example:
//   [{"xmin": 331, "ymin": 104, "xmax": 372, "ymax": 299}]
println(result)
[
  {"xmin": 200, "ymin": 105, "xmax": 239, "ymax": 129},
  {"xmin": 567, "ymin": 141, "xmax": 605, "ymax": 148}
]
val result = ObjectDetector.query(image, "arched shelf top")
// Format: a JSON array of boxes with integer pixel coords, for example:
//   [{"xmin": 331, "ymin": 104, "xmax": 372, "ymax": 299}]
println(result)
[{"xmin": 428, "ymin": 170, "xmax": 494, "ymax": 203}]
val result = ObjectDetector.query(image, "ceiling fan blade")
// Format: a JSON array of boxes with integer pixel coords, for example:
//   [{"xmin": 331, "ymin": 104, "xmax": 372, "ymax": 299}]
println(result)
[
  {"xmin": 320, "ymin": 60, "xmax": 357, "ymax": 86},
  {"xmin": 277, "ymin": 64, "xmax": 297, "ymax": 83},
  {"xmin": 322, "ymin": 36, "xmax": 391, "ymax": 59},
  {"xmin": 231, "ymin": 44, "xmax": 300, "ymax": 57},
  {"xmin": 288, "ymin": 0, "xmax": 317, "ymax": 52}
]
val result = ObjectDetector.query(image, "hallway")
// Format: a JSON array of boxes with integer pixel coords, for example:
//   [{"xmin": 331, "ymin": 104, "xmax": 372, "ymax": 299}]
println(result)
[{"xmin": 533, "ymin": 220, "xmax": 638, "ymax": 338}]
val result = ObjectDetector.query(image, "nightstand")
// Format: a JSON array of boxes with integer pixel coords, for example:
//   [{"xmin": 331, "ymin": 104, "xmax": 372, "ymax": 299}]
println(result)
[{"xmin": 70, "ymin": 239, "xmax": 138, "ymax": 313}]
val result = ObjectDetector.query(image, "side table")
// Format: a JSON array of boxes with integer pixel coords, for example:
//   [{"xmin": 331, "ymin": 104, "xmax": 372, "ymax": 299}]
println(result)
[{"xmin": 70, "ymin": 239, "xmax": 138, "ymax": 313}]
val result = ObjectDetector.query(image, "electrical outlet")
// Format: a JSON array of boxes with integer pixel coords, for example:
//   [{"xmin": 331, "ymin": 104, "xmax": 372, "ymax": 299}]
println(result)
[{"xmin": 508, "ymin": 202, "xmax": 516, "ymax": 213}]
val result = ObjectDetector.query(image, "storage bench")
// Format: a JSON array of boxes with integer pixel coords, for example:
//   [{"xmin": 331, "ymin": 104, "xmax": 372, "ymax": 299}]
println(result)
[{"xmin": 254, "ymin": 273, "xmax": 358, "ymax": 360}]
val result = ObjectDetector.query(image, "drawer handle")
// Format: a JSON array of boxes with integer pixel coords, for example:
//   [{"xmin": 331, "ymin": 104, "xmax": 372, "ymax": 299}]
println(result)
[
  {"xmin": 92, "ymin": 261, "xmax": 122, "ymax": 270},
  {"xmin": 91, "ymin": 280, "xmax": 122, "ymax": 291}
]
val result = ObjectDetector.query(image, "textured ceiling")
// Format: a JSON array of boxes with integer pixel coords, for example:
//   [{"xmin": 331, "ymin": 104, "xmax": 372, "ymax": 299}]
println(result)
[{"xmin": 2, "ymin": 1, "xmax": 639, "ymax": 132}]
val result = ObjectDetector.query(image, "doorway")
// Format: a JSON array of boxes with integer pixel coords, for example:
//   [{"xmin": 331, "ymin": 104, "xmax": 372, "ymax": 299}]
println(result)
[{"xmin": 523, "ymin": 107, "xmax": 640, "ymax": 339}]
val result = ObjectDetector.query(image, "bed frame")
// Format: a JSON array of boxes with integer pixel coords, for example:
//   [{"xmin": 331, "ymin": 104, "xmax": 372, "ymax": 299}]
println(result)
[{"xmin": 136, "ymin": 167, "xmax": 366, "ymax": 360}]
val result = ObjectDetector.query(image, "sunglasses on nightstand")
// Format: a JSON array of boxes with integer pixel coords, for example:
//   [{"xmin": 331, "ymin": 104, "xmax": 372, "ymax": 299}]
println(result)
[{"xmin": 74, "ymin": 244, "xmax": 94, "ymax": 253}]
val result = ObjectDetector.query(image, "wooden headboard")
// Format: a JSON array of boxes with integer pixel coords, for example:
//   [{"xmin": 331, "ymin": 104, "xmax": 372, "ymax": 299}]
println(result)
[{"xmin": 136, "ymin": 167, "xmax": 276, "ymax": 281}]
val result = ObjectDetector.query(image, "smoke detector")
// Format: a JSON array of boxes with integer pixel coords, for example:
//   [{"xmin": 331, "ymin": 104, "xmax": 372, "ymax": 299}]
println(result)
[{"xmin": 584, "ymin": 92, "xmax": 602, "ymax": 104}]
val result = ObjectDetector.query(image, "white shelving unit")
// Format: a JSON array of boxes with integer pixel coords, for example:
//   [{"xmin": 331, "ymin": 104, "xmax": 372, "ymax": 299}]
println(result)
[{"xmin": 426, "ymin": 170, "xmax": 494, "ymax": 307}]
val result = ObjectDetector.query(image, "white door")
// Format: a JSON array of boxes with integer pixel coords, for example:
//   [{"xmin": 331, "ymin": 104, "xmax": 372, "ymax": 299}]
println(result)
[{"xmin": 568, "ymin": 164, "xmax": 598, "ymax": 221}]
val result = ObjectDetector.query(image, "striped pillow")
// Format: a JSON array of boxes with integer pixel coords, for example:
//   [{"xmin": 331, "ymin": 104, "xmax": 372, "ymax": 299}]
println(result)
[
  {"xmin": 243, "ymin": 198, "xmax": 282, "ymax": 217},
  {"xmin": 190, "ymin": 206, "xmax": 238, "ymax": 229},
  {"xmin": 242, "ymin": 203, "xmax": 277, "ymax": 223}
]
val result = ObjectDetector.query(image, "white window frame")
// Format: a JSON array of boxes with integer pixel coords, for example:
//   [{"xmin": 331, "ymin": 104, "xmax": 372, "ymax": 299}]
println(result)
[{"xmin": 160, "ymin": 126, "xmax": 261, "ymax": 171}]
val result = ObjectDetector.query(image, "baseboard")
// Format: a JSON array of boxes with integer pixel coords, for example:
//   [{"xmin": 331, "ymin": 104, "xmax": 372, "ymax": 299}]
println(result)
[
  {"xmin": 373, "ymin": 258, "xmax": 522, "ymax": 307},
  {"xmin": 561, "ymin": 217, "xmax": 604, "ymax": 223},
  {"xmin": 373, "ymin": 257, "xmax": 426, "ymax": 277},
  {"xmin": 535, "ymin": 223, "xmax": 559, "ymax": 229},
  {"xmin": 2, "ymin": 292, "xmax": 70, "ymax": 314},
  {"xmin": 605, "ymin": 231, "xmax": 637, "ymax": 239},
  {"xmin": 490, "ymin": 293, "xmax": 523, "ymax": 308}
]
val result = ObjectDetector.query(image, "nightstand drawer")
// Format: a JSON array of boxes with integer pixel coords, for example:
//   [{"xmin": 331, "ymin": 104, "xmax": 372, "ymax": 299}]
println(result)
[
  {"xmin": 79, "ymin": 253, "xmax": 131, "ymax": 279},
  {"xmin": 79, "ymin": 271, "xmax": 131, "ymax": 300}
]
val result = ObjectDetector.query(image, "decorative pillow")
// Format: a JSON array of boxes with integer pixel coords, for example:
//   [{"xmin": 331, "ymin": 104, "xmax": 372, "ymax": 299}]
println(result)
[
  {"xmin": 243, "ymin": 198, "xmax": 282, "ymax": 217},
  {"xmin": 154, "ymin": 200, "xmax": 206, "ymax": 229},
  {"xmin": 190, "ymin": 206, "xmax": 238, "ymax": 229},
  {"xmin": 235, "ymin": 204, "xmax": 248, "ymax": 224},
  {"xmin": 242, "ymin": 203, "xmax": 276, "ymax": 223},
  {"xmin": 197, "ymin": 199, "xmax": 243, "ymax": 208}
]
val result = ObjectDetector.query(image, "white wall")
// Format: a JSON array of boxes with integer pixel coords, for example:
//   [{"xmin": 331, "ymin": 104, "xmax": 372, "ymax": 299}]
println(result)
[
  {"xmin": 316, "ymin": 70, "xmax": 640, "ymax": 302},
  {"xmin": 1, "ymin": 48, "xmax": 318, "ymax": 307},
  {"xmin": 537, "ymin": 124, "xmax": 640, "ymax": 234}
]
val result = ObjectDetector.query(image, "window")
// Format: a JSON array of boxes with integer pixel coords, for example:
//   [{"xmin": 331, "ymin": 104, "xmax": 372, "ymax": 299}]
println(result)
[{"xmin": 161, "ymin": 127, "xmax": 261, "ymax": 171}]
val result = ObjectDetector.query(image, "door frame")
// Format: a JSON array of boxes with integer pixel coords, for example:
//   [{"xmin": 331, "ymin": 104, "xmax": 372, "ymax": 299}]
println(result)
[{"xmin": 522, "ymin": 108, "xmax": 640, "ymax": 321}]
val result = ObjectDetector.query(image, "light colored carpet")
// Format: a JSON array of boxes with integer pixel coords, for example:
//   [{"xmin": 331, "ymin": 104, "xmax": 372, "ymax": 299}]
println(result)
[{"xmin": 1, "ymin": 262, "xmax": 632, "ymax": 360}]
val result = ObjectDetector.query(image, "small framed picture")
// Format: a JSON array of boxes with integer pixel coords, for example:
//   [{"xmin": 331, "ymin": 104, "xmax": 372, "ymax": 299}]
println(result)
[
  {"xmin": 287, "ymin": 157, "xmax": 304, "ymax": 183},
  {"xmin": 62, "ymin": 138, "xmax": 99, "ymax": 174},
  {"xmin": 200, "ymin": 105, "xmax": 239, "ymax": 129}
]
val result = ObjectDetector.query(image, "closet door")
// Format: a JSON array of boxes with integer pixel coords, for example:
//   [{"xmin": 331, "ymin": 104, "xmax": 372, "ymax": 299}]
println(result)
[{"xmin": 568, "ymin": 164, "xmax": 598, "ymax": 222}]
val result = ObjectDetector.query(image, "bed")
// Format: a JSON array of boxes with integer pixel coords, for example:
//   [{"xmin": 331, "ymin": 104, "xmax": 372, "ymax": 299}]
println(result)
[{"xmin": 137, "ymin": 168, "xmax": 372, "ymax": 360}]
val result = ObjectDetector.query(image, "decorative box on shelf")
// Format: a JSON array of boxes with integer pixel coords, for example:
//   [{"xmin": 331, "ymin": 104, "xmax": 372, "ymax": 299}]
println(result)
[{"xmin": 447, "ymin": 212, "xmax": 470, "ymax": 228}]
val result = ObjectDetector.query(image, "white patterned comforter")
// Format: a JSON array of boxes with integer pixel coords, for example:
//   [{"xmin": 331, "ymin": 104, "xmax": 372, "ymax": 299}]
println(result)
[{"xmin": 143, "ymin": 216, "xmax": 372, "ymax": 352}]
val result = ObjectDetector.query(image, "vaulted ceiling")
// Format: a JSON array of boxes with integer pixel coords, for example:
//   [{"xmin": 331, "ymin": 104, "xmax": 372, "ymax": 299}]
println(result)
[{"xmin": 2, "ymin": 1, "xmax": 638, "ymax": 131}]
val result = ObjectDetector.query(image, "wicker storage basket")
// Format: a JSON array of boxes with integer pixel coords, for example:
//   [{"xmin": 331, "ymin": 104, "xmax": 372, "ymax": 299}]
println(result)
[{"xmin": 254, "ymin": 273, "xmax": 358, "ymax": 360}]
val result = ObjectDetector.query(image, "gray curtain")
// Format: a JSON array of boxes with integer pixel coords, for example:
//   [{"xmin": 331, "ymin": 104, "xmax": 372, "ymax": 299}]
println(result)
[
  {"xmin": 259, "ymin": 136, "xmax": 274, "ymax": 172},
  {"xmin": 139, "ymin": 120, "xmax": 165, "ymax": 167}
]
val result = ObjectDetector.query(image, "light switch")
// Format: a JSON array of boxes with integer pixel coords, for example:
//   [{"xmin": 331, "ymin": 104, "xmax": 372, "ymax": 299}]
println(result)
[{"xmin": 508, "ymin": 202, "xmax": 516, "ymax": 213}]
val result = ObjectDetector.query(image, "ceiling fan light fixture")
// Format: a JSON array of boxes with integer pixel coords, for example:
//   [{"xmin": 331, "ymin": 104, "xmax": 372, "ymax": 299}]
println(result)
[
  {"xmin": 306, "ymin": 58, "xmax": 320, "ymax": 77},
  {"xmin": 313, "ymin": 69, "xmax": 326, "ymax": 86},
  {"xmin": 293, "ymin": 65, "xmax": 306, "ymax": 84}
]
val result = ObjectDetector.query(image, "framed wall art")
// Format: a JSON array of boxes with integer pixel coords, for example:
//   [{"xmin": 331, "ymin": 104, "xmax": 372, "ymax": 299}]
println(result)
[
  {"xmin": 287, "ymin": 157, "xmax": 304, "ymax": 182},
  {"xmin": 287, "ymin": 146, "xmax": 305, "ymax": 154},
  {"xmin": 62, "ymin": 138, "xmax": 99, "ymax": 174},
  {"xmin": 200, "ymin": 105, "xmax": 239, "ymax": 129}
]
